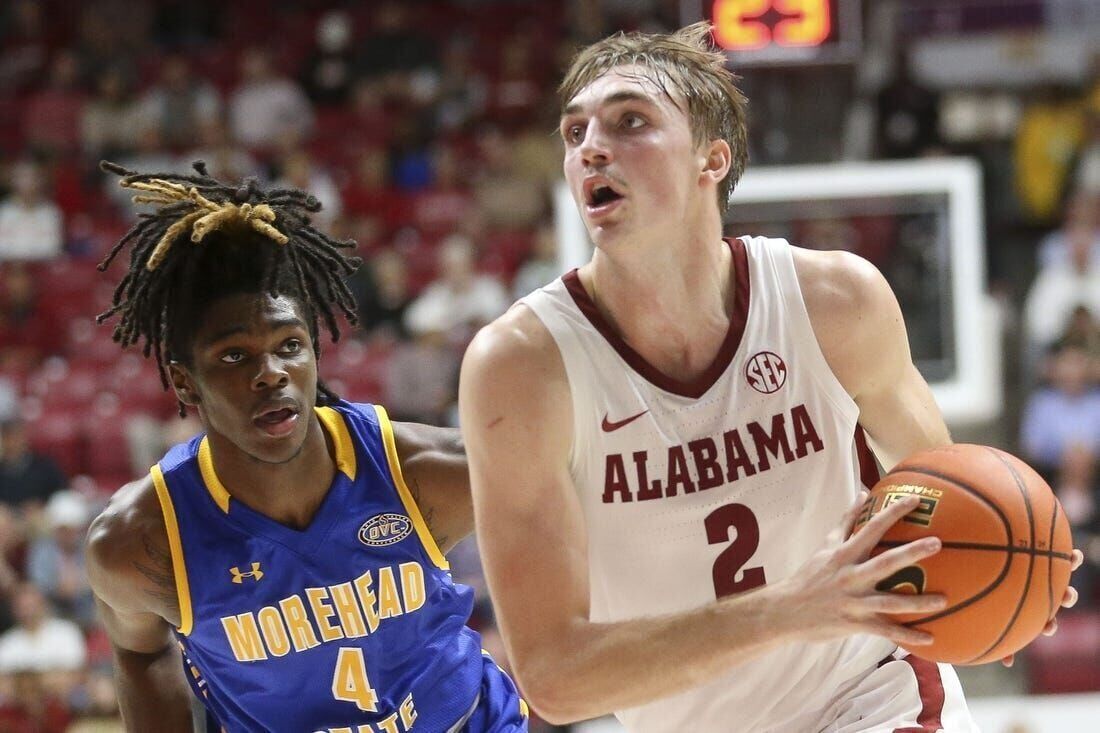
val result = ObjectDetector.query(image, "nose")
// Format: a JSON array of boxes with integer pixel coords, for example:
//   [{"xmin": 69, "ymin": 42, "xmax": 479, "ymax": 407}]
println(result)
[
  {"xmin": 252, "ymin": 353, "xmax": 289, "ymax": 391},
  {"xmin": 578, "ymin": 120, "xmax": 612, "ymax": 167}
]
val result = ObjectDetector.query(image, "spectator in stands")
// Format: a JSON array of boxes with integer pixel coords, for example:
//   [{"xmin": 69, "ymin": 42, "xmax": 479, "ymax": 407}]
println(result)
[
  {"xmin": 81, "ymin": 65, "xmax": 147, "ymax": 160},
  {"xmin": 0, "ymin": 161, "xmax": 63, "ymax": 261},
  {"xmin": 1014, "ymin": 84, "xmax": 1085, "ymax": 225},
  {"xmin": 473, "ymin": 127, "xmax": 547, "ymax": 230},
  {"xmin": 875, "ymin": 47, "xmax": 942, "ymax": 160},
  {"xmin": 354, "ymin": 249, "xmax": 412, "ymax": 340},
  {"xmin": 512, "ymin": 222, "xmax": 560, "ymax": 299},
  {"xmin": 342, "ymin": 146, "xmax": 408, "ymax": 232},
  {"xmin": 404, "ymin": 234, "xmax": 509, "ymax": 340},
  {"xmin": 1021, "ymin": 339, "xmax": 1100, "ymax": 501},
  {"xmin": 301, "ymin": 10, "xmax": 356, "ymax": 106},
  {"xmin": 0, "ymin": 417, "xmax": 67, "ymax": 511},
  {"xmin": 272, "ymin": 149, "xmax": 341, "ymax": 227},
  {"xmin": 1072, "ymin": 86, "xmax": 1100, "ymax": 196},
  {"xmin": 435, "ymin": 37, "xmax": 487, "ymax": 133},
  {"xmin": 1037, "ymin": 192, "xmax": 1100, "ymax": 269},
  {"xmin": 228, "ymin": 47, "xmax": 313, "ymax": 150},
  {"xmin": 0, "ymin": 0, "xmax": 51, "ymax": 94},
  {"xmin": 105, "ymin": 124, "xmax": 182, "ymax": 211},
  {"xmin": 0, "ymin": 668, "xmax": 72, "ymax": 732},
  {"xmin": 1020, "ymin": 339, "xmax": 1100, "ymax": 601},
  {"xmin": 487, "ymin": 32, "xmax": 544, "ymax": 131},
  {"xmin": 139, "ymin": 53, "xmax": 221, "ymax": 149},
  {"xmin": 22, "ymin": 50, "xmax": 86, "ymax": 157},
  {"xmin": 1025, "ymin": 212, "xmax": 1100, "ymax": 359},
  {"xmin": 355, "ymin": 2, "xmax": 439, "ymax": 89},
  {"xmin": 27, "ymin": 490, "xmax": 94, "ymax": 628},
  {"xmin": 0, "ymin": 263, "xmax": 59, "ymax": 369},
  {"xmin": 0, "ymin": 583, "xmax": 87, "ymax": 692},
  {"xmin": 187, "ymin": 118, "xmax": 260, "ymax": 183},
  {"xmin": 383, "ymin": 332, "xmax": 461, "ymax": 426},
  {"xmin": 409, "ymin": 146, "xmax": 474, "ymax": 237}
]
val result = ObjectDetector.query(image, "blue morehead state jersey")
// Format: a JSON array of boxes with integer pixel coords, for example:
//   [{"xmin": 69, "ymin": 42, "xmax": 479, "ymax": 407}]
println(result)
[{"xmin": 151, "ymin": 401, "xmax": 527, "ymax": 732}]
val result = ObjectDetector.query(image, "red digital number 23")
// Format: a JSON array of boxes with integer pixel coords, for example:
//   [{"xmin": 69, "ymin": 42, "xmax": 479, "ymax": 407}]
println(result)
[{"xmin": 705, "ymin": 503, "xmax": 767, "ymax": 598}]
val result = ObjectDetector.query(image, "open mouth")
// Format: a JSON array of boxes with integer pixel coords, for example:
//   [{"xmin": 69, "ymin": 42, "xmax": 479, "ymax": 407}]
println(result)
[
  {"xmin": 253, "ymin": 407, "xmax": 300, "ymax": 437},
  {"xmin": 589, "ymin": 184, "xmax": 623, "ymax": 207}
]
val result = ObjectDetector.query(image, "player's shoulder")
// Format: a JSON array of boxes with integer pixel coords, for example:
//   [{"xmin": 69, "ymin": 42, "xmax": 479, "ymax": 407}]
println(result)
[
  {"xmin": 464, "ymin": 302, "xmax": 562, "ymax": 378},
  {"xmin": 789, "ymin": 246, "xmax": 894, "ymax": 323},
  {"xmin": 86, "ymin": 475, "xmax": 168, "ymax": 604}
]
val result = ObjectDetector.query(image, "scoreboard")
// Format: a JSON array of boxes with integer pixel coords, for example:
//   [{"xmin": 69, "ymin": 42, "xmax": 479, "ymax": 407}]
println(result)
[{"xmin": 683, "ymin": 0, "xmax": 862, "ymax": 66}]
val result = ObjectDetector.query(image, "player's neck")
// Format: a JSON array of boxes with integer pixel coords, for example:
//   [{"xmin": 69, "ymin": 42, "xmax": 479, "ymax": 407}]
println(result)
[
  {"xmin": 205, "ymin": 416, "xmax": 336, "ymax": 530},
  {"xmin": 580, "ymin": 231, "xmax": 735, "ymax": 380}
]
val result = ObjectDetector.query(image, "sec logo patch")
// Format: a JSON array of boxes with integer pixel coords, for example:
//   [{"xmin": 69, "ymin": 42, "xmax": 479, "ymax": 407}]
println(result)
[
  {"xmin": 745, "ymin": 351, "xmax": 787, "ymax": 394},
  {"xmin": 358, "ymin": 513, "xmax": 413, "ymax": 547}
]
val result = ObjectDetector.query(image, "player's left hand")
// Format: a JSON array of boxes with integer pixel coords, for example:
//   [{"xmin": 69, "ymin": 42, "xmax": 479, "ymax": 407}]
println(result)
[{"xmin": 1001, "ymin": 548, "xmax": 1084, "ymax": 667}]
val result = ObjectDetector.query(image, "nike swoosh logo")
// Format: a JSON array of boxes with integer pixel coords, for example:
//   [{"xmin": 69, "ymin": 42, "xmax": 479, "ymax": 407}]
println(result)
[{"xmin": 601, "ymin": 410, "xmax": 649, "ymax": 433}]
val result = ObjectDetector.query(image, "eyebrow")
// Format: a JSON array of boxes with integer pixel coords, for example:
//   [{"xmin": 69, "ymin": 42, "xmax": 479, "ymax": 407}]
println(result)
[
  {"xmin": 562, "ymin": 90, "xmax": 656, "ymax": 118},
  {"xmin": 203, "ymin": 317, "xmax": 307, "ymax": 346}
]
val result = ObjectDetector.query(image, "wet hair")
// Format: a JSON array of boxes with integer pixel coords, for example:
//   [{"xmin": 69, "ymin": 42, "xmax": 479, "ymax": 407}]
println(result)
[
  {"xmin": 97, "ymin": 160, "xmax": 360, "ymax": 416},
  {"xmin": 558, "ymin": 22, "xmax": 749, "ymax": 213}
]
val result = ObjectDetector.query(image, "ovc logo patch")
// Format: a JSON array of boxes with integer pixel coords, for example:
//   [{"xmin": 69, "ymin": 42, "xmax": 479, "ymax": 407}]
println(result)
[{"xmin": 358, "ymin": 513, "xmax": 413, "ymax": 547}]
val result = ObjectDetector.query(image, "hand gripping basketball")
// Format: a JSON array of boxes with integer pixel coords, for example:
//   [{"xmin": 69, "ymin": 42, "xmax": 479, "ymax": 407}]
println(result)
[{"xmin": 772, "ymin": 491, "xmax": 947, "ymax": 648}]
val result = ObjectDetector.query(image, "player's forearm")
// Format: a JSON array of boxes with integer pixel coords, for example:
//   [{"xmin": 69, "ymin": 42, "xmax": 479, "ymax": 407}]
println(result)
[
  {"xmin": 513, "ymin": 585, "xmax": 797, "ymax": 724},
  {"xmin": 112, "ymin": 644, "xmax": 195, "ymax": 732}
]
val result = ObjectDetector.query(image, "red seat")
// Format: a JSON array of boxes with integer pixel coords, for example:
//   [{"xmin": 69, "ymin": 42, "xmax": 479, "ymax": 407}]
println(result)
[
  {"xmin": 1025, "ymin": 611, "xmax": 1100, "ymax": 693},
  {"xmin": 82, "ymin": 394, "xmax": 138, "ymax": 484}
]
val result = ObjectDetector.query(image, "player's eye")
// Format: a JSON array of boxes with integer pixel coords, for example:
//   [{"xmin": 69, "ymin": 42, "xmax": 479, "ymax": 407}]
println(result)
[
  {"xmin": 220, "ymin": 350, "xmax": 246, "ymax": 364},
  {"xmin": 281, "ymin": 339, "xmax": 302, "ymax": 355},
  {"xmin": 621, "ymin": 114, "xmax": 645, "ymax": 129},
  {"xmin": 563, "ymin": 123, "xmax": 585, "ymax": 144}
]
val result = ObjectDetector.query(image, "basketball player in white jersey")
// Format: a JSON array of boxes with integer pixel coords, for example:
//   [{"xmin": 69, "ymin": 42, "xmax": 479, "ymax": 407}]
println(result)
[{"xmin": 459, "ymin": 23, "xmax": 1081, "ymax": 733}]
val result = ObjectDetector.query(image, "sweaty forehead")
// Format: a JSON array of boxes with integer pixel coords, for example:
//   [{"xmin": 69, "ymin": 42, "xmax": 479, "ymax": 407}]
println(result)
[{"xmin": 563, "ymin": 65, "xmax": 685, "ymax": 117}]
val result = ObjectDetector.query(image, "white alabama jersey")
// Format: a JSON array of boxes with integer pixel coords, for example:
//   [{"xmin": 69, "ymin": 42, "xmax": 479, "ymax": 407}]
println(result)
[{"xmin": 521, "ymin": 236, "xmax": 898, "ymax": 732}]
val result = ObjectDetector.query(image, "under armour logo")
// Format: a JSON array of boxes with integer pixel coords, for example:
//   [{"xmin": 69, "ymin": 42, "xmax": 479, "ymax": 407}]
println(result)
[{"xmin": 229, "ymin": 562, "xmax": 264, "ymax": 583}]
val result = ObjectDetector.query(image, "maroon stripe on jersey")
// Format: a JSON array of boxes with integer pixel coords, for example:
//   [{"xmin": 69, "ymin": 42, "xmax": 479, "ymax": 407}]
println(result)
[
  {"xmin": 854, "ymin": 424, "xmax": 880, "ymax": 489},
  {"xmin": 894, "ymin": 655, "xmax": 946, "ymax": 732},
  {"xmin": 561, "ymin": 237, "xmax": 751, "ymax": 399}
]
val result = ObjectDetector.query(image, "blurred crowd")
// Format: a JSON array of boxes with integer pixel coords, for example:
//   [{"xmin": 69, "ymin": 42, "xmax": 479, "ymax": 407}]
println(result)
[{"xmin": 0, "ymin": 0, "xmax": 1097, "ymax": 729}]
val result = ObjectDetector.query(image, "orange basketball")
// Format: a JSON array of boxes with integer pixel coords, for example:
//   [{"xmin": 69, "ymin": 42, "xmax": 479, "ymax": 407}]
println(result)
[{"xmin": 855, "ymin": 444, "xmax": 1074, "ymax": 665}]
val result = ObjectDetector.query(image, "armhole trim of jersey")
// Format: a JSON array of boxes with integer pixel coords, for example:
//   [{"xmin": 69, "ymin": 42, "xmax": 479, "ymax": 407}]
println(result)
[
  {"xmin": 371, "ymin": 404, "xmax": 450, "ymax": 571},
  {"xmin": 315, "ymin": 406, "xmax": 357, "ymax": 480},
  {"xmin": 150, "ymin": 464, "xmax": 194, "ymax": 636}
]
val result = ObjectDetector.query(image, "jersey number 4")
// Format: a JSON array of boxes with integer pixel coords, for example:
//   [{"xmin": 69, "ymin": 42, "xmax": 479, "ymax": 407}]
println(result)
[
  {"xmin": 332, "ymin": 647, "xmax": 379, "ymax": 712},
  {"xmin": 705, "ymin": 503, "xmax": 767, "ymax": 598}
]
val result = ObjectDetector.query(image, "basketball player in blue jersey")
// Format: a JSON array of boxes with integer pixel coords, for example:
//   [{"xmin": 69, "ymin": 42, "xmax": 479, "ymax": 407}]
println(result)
[{"xmin": 85, "ymin": 162, "xmax": 528, "ymax": 733}]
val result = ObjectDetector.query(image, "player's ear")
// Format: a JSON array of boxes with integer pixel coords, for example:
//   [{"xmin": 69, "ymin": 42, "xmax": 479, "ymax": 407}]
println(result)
[
  {"xmin": 167, "ymin": 362, "xmax": 201, "ymax": 406},
  {"xmin": 700, "ymin": 138, "xmax": 732, "ymax": 185}
]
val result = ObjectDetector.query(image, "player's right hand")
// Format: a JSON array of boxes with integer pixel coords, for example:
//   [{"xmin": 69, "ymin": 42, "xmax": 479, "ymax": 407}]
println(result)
[{"xmin": 768, "ymin": 491, "xmax": 946, "ymax": 647}]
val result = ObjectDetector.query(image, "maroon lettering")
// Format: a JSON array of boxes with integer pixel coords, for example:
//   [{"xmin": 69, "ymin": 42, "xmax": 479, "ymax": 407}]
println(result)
[
  {"xmin": 688, "ymin": 438, "xmax": 723, "ymax": 491},
  {"xmin": 722, "ymin": 428, "xmax": 757, "ymax": 481},
  {"xmin": 665, "ymin": 446, "xmax": 696, "ymax": 497},
  {"xmin": 634, "ymin": 451, "xmax": 661, "ymax": 501},
  {"xmin": 747, "ymin": 414, "xmax": 794, "ymax": 472},
  {"xmin": 790, "ymin": 404, "xmax": 824, "ymax": 458},
  {"xmin": 602, "ymin": 454, "xmax": 632, "ymax": 503}
]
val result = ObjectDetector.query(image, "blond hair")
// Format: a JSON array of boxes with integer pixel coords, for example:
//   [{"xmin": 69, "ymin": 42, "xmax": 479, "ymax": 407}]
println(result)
[{"xmin": 559, "ymin": 22, "xmax": 749, "ymax": 213}]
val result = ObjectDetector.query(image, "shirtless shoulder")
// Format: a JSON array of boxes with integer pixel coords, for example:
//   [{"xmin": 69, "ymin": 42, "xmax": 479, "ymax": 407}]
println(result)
[{"xmin": 86, "ymin": 474, "xmax": 181, "ymax": 626}]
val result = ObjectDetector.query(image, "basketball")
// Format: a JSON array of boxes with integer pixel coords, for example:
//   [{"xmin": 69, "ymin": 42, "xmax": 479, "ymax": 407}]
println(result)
[{"xmin": 856, "ymin": 443, "xmax": 1074, "ymax": 665}]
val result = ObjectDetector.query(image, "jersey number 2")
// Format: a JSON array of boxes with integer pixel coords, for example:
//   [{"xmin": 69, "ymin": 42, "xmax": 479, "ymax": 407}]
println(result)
[
  {"xmin": 705, "ymin": 503, "xmax": 766, "ymax": 598},
  {"xmin": 332, "ymin": 647, "xmax": 379, "ymax": 712}
]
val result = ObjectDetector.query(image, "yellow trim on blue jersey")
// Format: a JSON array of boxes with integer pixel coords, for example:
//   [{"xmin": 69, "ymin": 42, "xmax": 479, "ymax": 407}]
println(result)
[
  {"xmin": 372, "ymin": 404, "xmax": 450, "ymax": 571},
  {"xmin": 150, "ymin": 464, "xmax": 194, "ymax": 636},
  {"xmin": 315, "ymin": 406, "xmax": 356, "ymax": 480},
  {"xmin": 197, "ymin": 408, "xmax": 356, "ymax": 513},
  {"xmin": 197, "ymin": 438, "xmax": 231, "ymax": 513}
]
